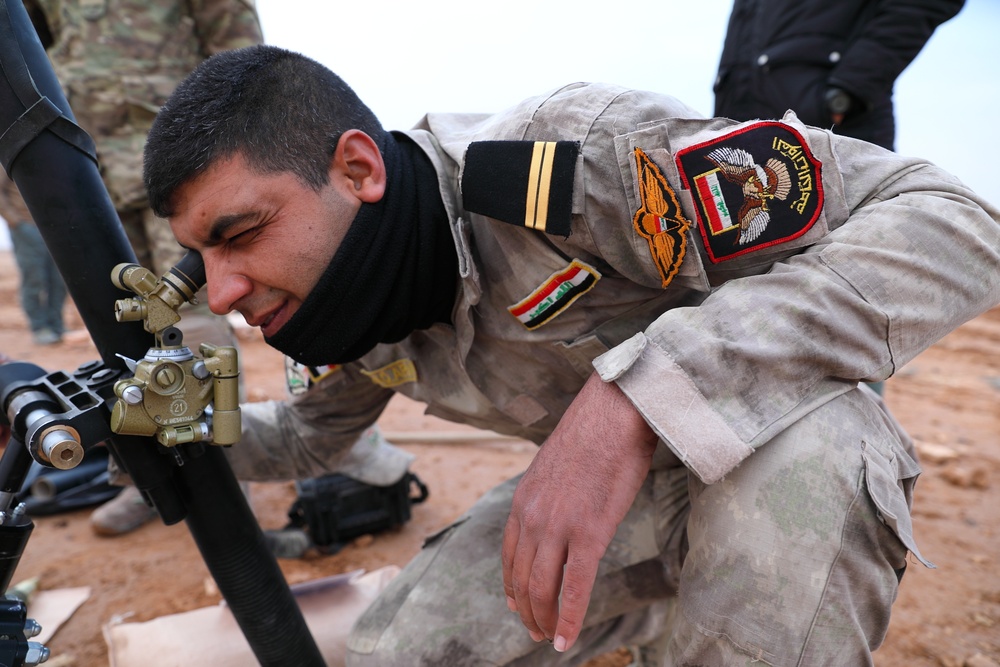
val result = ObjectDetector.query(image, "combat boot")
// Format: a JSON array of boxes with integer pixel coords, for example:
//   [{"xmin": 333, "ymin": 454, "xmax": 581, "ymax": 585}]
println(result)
[{"xmin": 89, "ymin": 486, "xmax": 157, "ymax": 536}]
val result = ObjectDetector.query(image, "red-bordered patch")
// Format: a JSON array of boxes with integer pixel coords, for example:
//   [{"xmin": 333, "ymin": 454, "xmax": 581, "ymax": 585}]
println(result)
[{"xmin": 675, "ymin": 122, "xmax": 823, "ymax": 263}]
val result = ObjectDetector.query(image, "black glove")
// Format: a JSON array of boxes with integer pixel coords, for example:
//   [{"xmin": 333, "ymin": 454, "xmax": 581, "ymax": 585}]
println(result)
[{"xmin": 824, "ymin": 87, "xmax": 855, "ymax": 123}]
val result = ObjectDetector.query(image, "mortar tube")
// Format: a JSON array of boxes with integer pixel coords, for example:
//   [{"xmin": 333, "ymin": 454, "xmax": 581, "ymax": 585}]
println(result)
[{"xmin": 0, "ymin": 2, "xmax": 324, "ymax": 664}]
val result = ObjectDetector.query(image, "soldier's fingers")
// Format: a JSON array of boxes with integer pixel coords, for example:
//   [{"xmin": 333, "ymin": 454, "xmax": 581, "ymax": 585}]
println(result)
[
  {"xmin": 510, "ymin": 533, "xmax": 546, "ymax": 641},
  {"xmin": 526, "ymin": 540, "xmax": 567, "ymax": 640},
  {"xmin": 552, "ymin": 544, "xmax": 602, "ymax": 653},
  {"xmin": 500, "ymin": 511, "xmax": 520, "ymax": 612}
]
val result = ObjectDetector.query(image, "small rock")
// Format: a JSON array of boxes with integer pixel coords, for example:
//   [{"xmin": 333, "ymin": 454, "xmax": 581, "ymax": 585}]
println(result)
[
  {"xmin": 247, "ymin": 386, "xmax": 270, "ymax": 402},
  {"xmin": 964, "ymin": 653, "xmax": 1000, "ymax": 667},
  {"xmin": 916, "ymin": 441, "xmax": 959, "ymax": 464},
  {"xmin": 971, "ymin": 612, "xmax": 995, "ymax": 627},
  {"xmin": 352, "ymin": 534, "xmax": 375, "ymax": 549},
  {"xmin": 941, "ymin": 466, "xmax": 990, "ymax": 490}
]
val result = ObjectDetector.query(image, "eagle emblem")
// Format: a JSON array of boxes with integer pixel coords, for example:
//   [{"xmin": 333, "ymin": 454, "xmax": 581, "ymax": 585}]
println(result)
[
  {"xmin": 673, "ymin": 121, "xmax": 823, "ymax": 264},
  {"xmin": 705, "ymin": 146, "xmax": 792, "ymax": 245}
]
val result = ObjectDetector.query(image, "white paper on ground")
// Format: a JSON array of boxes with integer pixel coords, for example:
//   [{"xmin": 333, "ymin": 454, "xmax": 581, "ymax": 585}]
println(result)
[
  {"xmin": 103, "ymin": 566, "xmax": 399, "ymax": 667},
  {"xmin": 30, "ymin": 586, "xmax": 92, "ymax": 645}
]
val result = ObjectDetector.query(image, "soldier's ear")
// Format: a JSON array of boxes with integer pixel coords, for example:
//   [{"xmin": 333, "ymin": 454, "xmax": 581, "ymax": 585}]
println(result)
[{"xmin": 331, "ymin": 130, "xmax": 385, "ymax": 203}]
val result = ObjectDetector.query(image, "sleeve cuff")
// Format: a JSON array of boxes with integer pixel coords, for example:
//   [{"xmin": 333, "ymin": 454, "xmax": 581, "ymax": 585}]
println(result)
[{"xmin": 593, "ymin": 332, "xmax": 754, "ymax": 484}]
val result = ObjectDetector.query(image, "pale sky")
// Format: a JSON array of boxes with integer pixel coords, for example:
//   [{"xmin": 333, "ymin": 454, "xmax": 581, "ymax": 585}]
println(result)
[
  {"xmin": 254, "ymin": 0, "xmax": 999, "ymax": 207},
  {"xmin": 1, "ymin": 0, "xmax": 996, "ymax": 248}
]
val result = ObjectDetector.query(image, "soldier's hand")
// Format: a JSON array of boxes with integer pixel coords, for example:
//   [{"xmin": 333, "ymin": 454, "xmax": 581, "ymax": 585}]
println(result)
[{"xmin": 501, "ymin": 372, "xmax": 657, "ymax": 653}]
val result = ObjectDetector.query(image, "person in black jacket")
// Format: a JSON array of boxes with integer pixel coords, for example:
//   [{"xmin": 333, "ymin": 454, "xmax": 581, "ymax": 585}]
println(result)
[{"xmin": 713, "ymin": 0, "xmax": 965, "ymax": 150}]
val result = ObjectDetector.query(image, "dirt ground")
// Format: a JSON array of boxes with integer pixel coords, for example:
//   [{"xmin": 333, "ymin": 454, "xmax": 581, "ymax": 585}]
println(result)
[{"xmin": 0, "ymin": 248, "xmax": 998, "ymax": 667}]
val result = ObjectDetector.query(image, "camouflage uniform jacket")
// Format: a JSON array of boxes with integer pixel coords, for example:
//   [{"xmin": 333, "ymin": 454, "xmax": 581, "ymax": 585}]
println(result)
[
  {"xmin": 235, "ymin": 82, "xmax": 1000, "ymax": 487},
  {"xmin": 26, "ymin": 0, "xmax": 262, "ymax": 211}
]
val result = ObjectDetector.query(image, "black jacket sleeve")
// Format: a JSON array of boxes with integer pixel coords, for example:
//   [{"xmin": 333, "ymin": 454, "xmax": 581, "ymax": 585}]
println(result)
[{"xmin": 829, "ymin": 0, "xmax": 965, "ymax": 104}]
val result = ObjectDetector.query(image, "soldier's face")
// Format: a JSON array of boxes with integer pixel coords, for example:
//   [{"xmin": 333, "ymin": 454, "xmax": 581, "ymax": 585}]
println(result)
[{"xmin": 169, "ymin": 152, "xmax": 359, "ymax": 338}]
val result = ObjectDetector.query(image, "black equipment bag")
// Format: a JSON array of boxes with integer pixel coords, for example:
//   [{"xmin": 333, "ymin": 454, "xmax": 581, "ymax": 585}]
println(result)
[{"xmin": 286, "ymin": 472, "xmax": 428, "ymax": 554}]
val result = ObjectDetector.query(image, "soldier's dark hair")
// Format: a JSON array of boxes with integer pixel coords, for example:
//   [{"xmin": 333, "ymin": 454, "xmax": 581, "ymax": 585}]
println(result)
[{"xmin": 143, "ymin": 44, "xmax": 385, "ymax": 217}]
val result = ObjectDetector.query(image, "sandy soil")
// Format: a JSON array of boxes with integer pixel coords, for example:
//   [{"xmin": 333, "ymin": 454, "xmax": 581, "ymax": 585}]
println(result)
[{"xmin": 1, "ymin": 248, "xmax": 998, "ymax": 667}]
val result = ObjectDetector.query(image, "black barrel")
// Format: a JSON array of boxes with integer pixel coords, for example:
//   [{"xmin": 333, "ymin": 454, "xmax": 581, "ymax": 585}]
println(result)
[{"xmin": 0, "ymin": 2, "xmax": 324, "ymax": 664}]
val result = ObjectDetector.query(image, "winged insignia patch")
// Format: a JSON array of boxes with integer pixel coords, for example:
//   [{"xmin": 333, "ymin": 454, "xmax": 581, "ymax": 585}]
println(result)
[{"xmin": 632, "ymin": 148, "xmax": 691, "ymax": 288}]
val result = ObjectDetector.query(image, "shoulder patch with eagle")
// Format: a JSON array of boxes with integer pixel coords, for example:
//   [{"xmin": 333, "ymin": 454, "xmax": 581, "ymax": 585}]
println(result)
[{"xmin": 674, "ymin": 122, "xmax": 823, "ymax": 263}]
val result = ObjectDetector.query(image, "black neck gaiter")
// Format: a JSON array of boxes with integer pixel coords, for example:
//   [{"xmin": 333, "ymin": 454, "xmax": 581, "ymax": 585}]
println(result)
[{"xmin": 265, "ymin": 132, "xmax": 457, "ymax": 366}]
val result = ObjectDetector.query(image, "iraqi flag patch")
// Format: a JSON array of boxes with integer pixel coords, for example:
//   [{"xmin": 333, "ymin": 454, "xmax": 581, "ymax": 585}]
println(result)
[
  {"xmin": 284, "ymin": 359, "xmax": 340, "ymax": 396},
  {"xmin": 508, "ymin": 259, "xmax": 601, "ymax": 330},
  {"xmin": 674, "ymin": 122, "xmax": 823, "ymax": 263}
]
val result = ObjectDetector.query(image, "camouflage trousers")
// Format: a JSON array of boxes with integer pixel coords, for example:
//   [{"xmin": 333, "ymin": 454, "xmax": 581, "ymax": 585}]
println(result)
[
  {"xmin": 8, "ymin": 222, "xmax": 66, "ymax": 335},
  {"xmin": 345, "ymin": 387, "xmax": 923, "ymax": 666}
]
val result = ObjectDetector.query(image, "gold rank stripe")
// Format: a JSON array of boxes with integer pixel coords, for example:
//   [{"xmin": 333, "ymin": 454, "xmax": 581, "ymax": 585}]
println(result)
[{"xmin": 525, "ymin": 141, "xmax": 558, "ymax": 232}]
